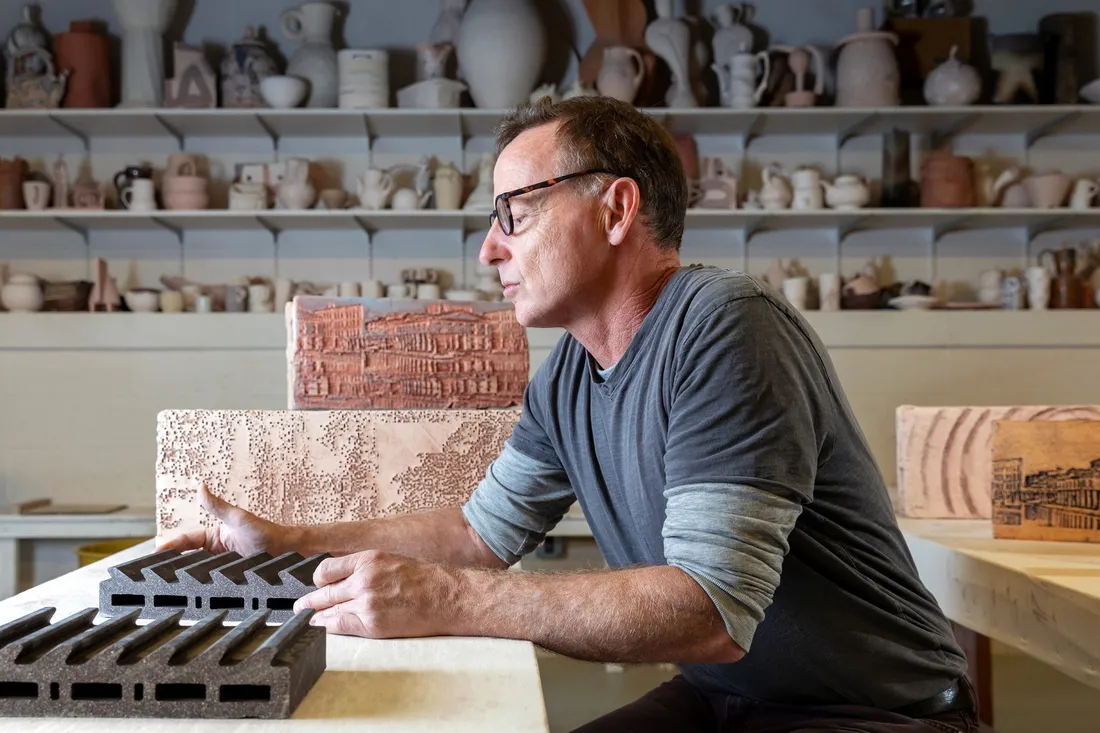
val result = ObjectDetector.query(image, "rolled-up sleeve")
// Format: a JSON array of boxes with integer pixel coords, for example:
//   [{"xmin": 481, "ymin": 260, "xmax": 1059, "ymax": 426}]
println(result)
[{"xmin": 662, "ymin": 295, "xmax": 827, "ymax": 652}]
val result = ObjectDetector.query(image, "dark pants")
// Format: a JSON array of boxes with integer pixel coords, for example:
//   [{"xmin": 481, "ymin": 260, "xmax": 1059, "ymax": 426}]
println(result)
[{"xmin": 572, "ymin": 676, "xmax": 978, "ymax": 733}]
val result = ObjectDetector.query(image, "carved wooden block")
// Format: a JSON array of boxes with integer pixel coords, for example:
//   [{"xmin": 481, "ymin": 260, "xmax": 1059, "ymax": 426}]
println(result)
[
  {"xmin": 895, "ymin": 405, "xmax": 1100, "ymax": 518},
  {"xmin": 287, "ymin": 296, "xmax": 529, "ymax": 410},
  {"xmin": 155, "ymin": 409, "xmax": 520, "ymax": 538},
  {"xmin": 992, "ymin": 420, "xmax": 1100, "ymax": 543}
]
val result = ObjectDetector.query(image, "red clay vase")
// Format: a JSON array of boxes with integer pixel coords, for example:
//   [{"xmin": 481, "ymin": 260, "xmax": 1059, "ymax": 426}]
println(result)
[{"xmin": 54, "ymin": 20, "xmax": 112, "ymax": 108}]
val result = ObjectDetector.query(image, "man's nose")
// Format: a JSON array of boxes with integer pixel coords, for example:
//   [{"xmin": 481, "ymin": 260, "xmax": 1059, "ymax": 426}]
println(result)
[{"xmin": 478, "ymin": 225, "xmax": 510, "ymax": 267}]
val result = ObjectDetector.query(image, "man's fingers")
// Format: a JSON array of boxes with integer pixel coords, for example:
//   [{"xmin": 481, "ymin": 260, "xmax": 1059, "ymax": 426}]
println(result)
[
  {"xmin": 308, "ymin": 606, "xmax": 369, "ymax": 637},
  {"xmin": 312, "ymin": 554, "xmax": 360, "ymax": 587},
  {"xmin": 155, "ymin": 529, "xmax": 208, "ymax": 552},
  {"xmin": 293, "ymin": 579, "xmax": 357, "ymax": 613},
  {"xmin": 199, "ymin": 483, "xmax": 248, "ymax": 524}
]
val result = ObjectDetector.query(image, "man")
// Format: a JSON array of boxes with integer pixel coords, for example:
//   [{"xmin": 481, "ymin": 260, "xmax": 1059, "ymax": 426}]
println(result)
[{"xmin": 162, "ymin": 97, "xmax": 975, "ymax": 732}]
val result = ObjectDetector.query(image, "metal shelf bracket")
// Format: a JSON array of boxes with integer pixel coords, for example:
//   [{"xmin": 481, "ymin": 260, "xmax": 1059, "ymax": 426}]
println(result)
[
  {"xmin": 929, "ymin": 112, "xmax": 980, "ymax": 149},
  {"xmin": 836, "ymin": 113, "xmax": 877, "ymax": 148},
  {"xmin": 739, "ymin": 113, "xmax": 765, "ymax": 150},
  {"xmin": 1024, "ymin": 111, "xmax": 1080, "ymax": 148},
  {"xmin": 254, "ymin": 114, "xmax": 280, "ymax": 153},
  {"xmin": 152, "ymin": 114, "xmax": 184, "ymax": 149},
  {"xmin": 46, "ymin": 114, "xmax": 90, "ymax": 152},
  {"xmin": 352, "ymin": 215, "xmax": 376, "ymax": 279},
  {"xmin": 55, "ymin": 216, "xmax": 89, "ymax": 247},
  {"xmin": 255, "ymin": 215, "xmax": 283, "ymax": 275},
  {"xmin": 151, "ymin": 216, "xmax": 185, "ymax": 273},
  {"xmin": 1026, "ymin": 214, "xmax": 1071, "ymax": 243},
  {"xmin": 837, "ymin": 215, "xmax": 868, "ymax": 242}
]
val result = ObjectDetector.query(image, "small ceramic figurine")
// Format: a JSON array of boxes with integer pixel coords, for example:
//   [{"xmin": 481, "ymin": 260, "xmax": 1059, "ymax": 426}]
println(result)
[
  {"xmin": 924, "ymin": 45, "xmax": 981, "ymax": 106},
  {"xmin": 463, "ymin": 153, "xmax": 496, "ymax": 210},
  {"xmin": 694, "ymin": 157, "xmax": 738, "ymax": 209},
  {"xmin": 529, "ymin": 83, "xmax": 560, "ymax": 104},
  {"xmin": 711, "ymin": 3, "xmax": 755, "ymax": 62},
  {"xmin": 52, "ymin": 155, "xmax": 70, "ymax": 209},
  {"xmin": 165, "ymin": 42, "xmax": 216, "ymax": 107},
  {"xmin": 645, "ymin": 0, "xmax": 697, "ymax": 108}
]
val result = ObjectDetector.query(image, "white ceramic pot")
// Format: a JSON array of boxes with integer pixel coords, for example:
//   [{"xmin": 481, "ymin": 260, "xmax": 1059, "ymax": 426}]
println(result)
[
  {"xmin": 924, "ymin": 45, "xmax": 981, "ymax": 106},
  {"xmin": 281, "ymin": 1, "xmax": 339, "ymax": 108},
  {"xmin": 111, "ymin": 0, "xmax": 177, "ymax": 107},
  {"xmin": 1, "ymin": 274, "xmax": 44, "ymax": 312},
  {"xmin": 457, "ymin": 0, "xmax": 546, "ymax": 108},
  {"xmin": 261, "ymin": 75, "xmax": 309, "ymax": 108},
  {"xmin": 835, "ymin": 8, "xmax": 899, "ymax": 108},
  {"xmin": 124, "ymin": 289, "xmax": 160, "ymax": 312}
]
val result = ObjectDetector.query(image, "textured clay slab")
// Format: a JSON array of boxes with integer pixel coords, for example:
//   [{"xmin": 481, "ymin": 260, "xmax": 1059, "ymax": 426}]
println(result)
[
  {"xmin": 288, "ymin": 296, "xmax": 529, "ymax": 410},
  {"xmin": 992, "ymin": 420, "xmax": 1100, "ymax": 543},
  {"xmin": 0, "ymin": 606, "xmax": 324, "ymax": 719},
  {"xmin": 895, "ymin": 404, "xmax": 1100, "ymax": 518},
  {"xmin": 99, "ymin": 549, "xmax": 328, "ymax": 622},
  {"xmin": 155, "ymin": 408, "xmax": 521, "ymax": 538}
]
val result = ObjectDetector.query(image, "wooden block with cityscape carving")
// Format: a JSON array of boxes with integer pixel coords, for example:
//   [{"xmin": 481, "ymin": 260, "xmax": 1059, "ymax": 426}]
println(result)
[
  {"xmin": 286, "ymin": 296, "xmax": 529, "ymax": 410},
  {"xmin": 992, "ymin": 420, "xmax": 1100, "ymax": 542},
  {"xmin": 895, "ymin": 405, "xmax": 1100, "ymax": 518}
]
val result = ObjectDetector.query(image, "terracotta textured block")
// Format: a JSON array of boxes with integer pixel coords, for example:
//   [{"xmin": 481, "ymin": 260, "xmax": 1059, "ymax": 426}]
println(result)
[
  {"xmin": 155, "ymin": 409, "xmax": 520, "ymax": 538},
  {"xmin": 99, "ymin": 548, "xmax": 328, "ymax": 622},
  {"xmin": 0, "ymin": 606, "xmax": 324, "ymax": 719},
  {"xmin": 287, "ymin": 296, "xmax": 529, "ymax": 410},
  {"xmin": 992, "ymin": 420, "xmax": 1100, "ymax": 542},
  {"xmin": 895, "ymin": 405, "xmax": 1100, "ymax": 518}
]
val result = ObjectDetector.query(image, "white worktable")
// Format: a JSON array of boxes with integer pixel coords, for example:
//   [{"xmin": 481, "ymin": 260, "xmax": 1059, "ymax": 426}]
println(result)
[
  {"xmin": 900, "ymin": 518, "xmax": 1100, "ymax": 693},
  {"xmin": 0, "ymin": 540, "xmax": 550, "ymax": 732}
]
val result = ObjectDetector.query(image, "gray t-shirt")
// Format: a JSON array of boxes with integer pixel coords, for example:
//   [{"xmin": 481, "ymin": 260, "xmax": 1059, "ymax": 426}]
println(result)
[{"xmin": 462, "ymin": 265, "xmax": 966, "ymax": 709}]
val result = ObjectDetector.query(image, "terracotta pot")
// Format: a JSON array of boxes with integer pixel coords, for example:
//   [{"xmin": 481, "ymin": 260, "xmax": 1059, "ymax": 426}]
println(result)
[
  {"xmin": 920, "ymin": 153, "xmax": 974, "ymax": 208},
  {"xmin": 0, "ymin": 157, "xmax": 28, "ymax": 209},
  {"xmin": 53, "ymin": 20, "xmax": 112, "ymax": 108},
  {"xmin": 163, "ymin": 190, "xmax": 209, "ymax": 210}
]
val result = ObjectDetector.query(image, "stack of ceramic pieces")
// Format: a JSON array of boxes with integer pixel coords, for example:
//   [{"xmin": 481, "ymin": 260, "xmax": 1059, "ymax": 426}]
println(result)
[{"xmin": 162, "ymin": 153, "xmax": 209, "ymax": 210}]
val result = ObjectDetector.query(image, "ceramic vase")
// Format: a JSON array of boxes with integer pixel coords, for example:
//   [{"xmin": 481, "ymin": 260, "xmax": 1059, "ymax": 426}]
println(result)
[
  {"xmin": 597, "ymin": 46, "xmax": 645, "ymax": 103},
  {"xmin": 457, "ymin": 0, "xmax": 545, "ymax": 108},
  {"xmin": 646, "ymin": 0, "xmax": 697, "ymax": 108},
  {"xmin": 110, "ymin": 0, "xmax": 176, "ymax": 108},
  {"xmin": 281, "ymin": 1, "xmax": 339, "ymax": 108},
  {"xmin": 835, "ymin": 7, "xmax": 899, "ymax": 107},
  {"xmin": 222, "ymin": 26, "xmax": 279, "ymax": 109},
  {"xmin": 53, "ymin": 20, "xmax": 111, "ymax": 108},
  {"xmin": 0, "ymin": 157, "xmax": 28, "ymax": 209}
]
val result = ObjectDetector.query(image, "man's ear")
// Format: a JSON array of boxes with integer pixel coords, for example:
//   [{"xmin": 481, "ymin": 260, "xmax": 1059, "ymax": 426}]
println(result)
[{"xmin": 603, "ymin": 177, "xmax": 641, "ymax": 246}]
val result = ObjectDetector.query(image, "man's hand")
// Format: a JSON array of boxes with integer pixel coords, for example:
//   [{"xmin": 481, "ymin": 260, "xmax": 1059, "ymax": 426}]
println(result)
[
  {"xmin": 292, "ymin": 550, "xmax": 457, "ymax": 638},
  {"xmin": 155, "ymin": 484, "xmax": 299, "ymax": 556}
]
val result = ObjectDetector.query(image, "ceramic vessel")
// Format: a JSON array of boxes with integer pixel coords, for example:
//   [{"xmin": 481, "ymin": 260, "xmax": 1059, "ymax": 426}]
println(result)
[
  {"xmin": 824, "ymin": 175, "xmax": 871, "ymax": 209},
  {"xmin": 772, "ymin": 45, "xmax": 825, "ymax": 107},
  {"xmin": 0, "ymin": 157, "xmax": 27, "ymax": 209},
  {"xmin": 782, "ymin": 276, "xmax": 810, "ymax": 310},
  {"xmin": 759, "ymin": 164, "xmax": 792, "ymax": 210},
  {"xmin": 357, "ymin": 168, "xmax": 395, "ymax": 209},
  {"xmin": 646, "ymin": 0, "xmax": 696, "ymax": 108},
  {"xmin": 433, "ymin": 162, "xmax": 464, "ymax": 210},
  {"xmin": 338, "ymin": 49, "xmax": 389, "ymax": 108},
  {"xmin": 1, "ymin": 273, "xmax": 43, "ymax": 312},
  {"xmin": 790, "ymin": 167, "xmax": 824, "ymax": 210},
  {"xmin": 417, "ymin": 43, "xmax": 453, "ymax": 81},
  {"xmin": 124, "ymin": 289, "xmax": 159, "ymax": 312},
  {"xmin": 392, "ymin": 188, "xmax": 430, "ymax": 210},
  {"xmin": 924, "ymin": 45, "xmax": 981, "ymax": 106},
  {"xmin": 920, "ymin": 153, "xmax": 974, "ymax": 208},
  {"xmin": 693, "ymin": 157, "xmax": 738, "ymax": 209},
  {"xmin": 715, "ymin": 47, "xmax": 769, "ymax": 108},
  {"xmin": 111, "ymin": 0, "xmax": 176, "ymax": 107},
  {"xmin": 261, "ymin": 76, "xmax": 308, "ymax": 108},
  {"xmin": 113, "ymin": 164, "xmax": 152, "ymax": 210},
  {"xmin": 457, "ymin": 0, "xmax": 545, "ymax": 108},
  {"xmin": 229, "ymin": 183, "xmax": 267, "ymax": 210},
  {"xmin": 22, "ymin": 180, "xmax": 50, "ymax": 210},
  {"xmin": 1040, "ymin": 246, "xmax": 1085, "ymax": 308},
  {"xmin": 597, "ymin": 46, "xmax": 645, "ymax": 103},
  {"xmin": 1026, "ymin": 265, "xmax": 1050, "ymax": 310},
  {"xmin": 835, "ymin": 7, "xmax": 899, "ymax": 107},
  {"xmin": 53, "ymin": 20, "xmax": 111, "ymax": 108},
  {"xmin": 1024, "ymin": 173, "xmax": 1072, "ymax": 209},
  {"xmin": 222, "ymin": 26, "xmax": 279, "ymax": 108},
  {"xmin": 1070, "ymin": 179, "xmax": 1100, "ymax": 210},
  {"xmin": 281, "ymin": 1, "xmax": 339, "ymax": 108},
  {"xmin": 277, "ymin": 158, "xmax": 317, "ymax": 209},
  {"xmin": 818, "ymin": 273, "xmax": 841, "ymax": 311},
  {"xmin": 711, "ymin": 4, "xmax": 754, "ymax": 62},
  {"xmin": 318, "ymin": 189, "xmax": 347, "ymax": 210},
  {"xmin": 5, "ymin": 6, "xmax": 68, "ymax": 109},
  {"xmin": 397, "ymin": 78, "xmax": 467, "ymax": 108}
]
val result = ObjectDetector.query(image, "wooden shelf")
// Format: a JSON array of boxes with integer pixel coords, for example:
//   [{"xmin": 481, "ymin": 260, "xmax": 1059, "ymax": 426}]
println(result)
[{"xmin": 1, "ymin": 105, "xmax": 1097, "ymax": 148}]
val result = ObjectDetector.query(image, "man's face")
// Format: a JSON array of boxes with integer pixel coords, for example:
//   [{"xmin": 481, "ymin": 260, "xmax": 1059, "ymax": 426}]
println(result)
[{"xmin": 478, "ymin": 124, "xmax": 607, "ymax": 328}]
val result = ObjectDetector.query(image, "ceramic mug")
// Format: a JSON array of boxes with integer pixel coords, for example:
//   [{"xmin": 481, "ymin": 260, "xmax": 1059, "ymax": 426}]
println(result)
[
  {"xmin": 338, "ymin": 282, "xmax": 360, "ymax": 297},
  {"xmin": 1026, "ymin": 266, "xmax": 1051, "ymax": 310},
  {"xmin": 818, "ymin": 273, "xmax": 841, "ymax": 311},
  {"xmin": 417, "ymin": 283, "xmax": 441, "ymax": 300},
  {"xmin": 386, "ymin": 283, "xmax": 413, "ymax": 299},
  {"xmin": 248, "ymin": 284, "xmax": 272, "ymax": 313},
  {"xmin": 160, "ymin": 290, "xmax": 184, "ymax": 313},
  {"xmin": 22, "ymin": 181, "xmax": 50, "ymax": 210},
  {"xmin": 194, "ymin": 295, "xmax": 213, "ymax": 313},
  {"xmin": 361, "ymin": 280, "xmax": 384, "ymax": 298},
  {"xmin": 120, "ymin": 178, "xmax": 156, "ymax": 212},
  {"xmin": 782, "ymin": 276, "xmax": 810, "ymax": 311}
]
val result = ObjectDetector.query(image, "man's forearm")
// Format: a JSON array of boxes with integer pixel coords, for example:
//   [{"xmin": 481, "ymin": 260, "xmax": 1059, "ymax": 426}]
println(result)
[
  {"xmin": 450, "ymin": 565, "xmax": 745, "ymax": 664},
  {"xmin": 292, "ymin": 507, "xmax": 507, "ymax": 569}
]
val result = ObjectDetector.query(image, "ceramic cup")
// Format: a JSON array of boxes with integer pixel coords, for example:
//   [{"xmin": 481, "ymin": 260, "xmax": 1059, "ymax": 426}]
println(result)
[
  {"xmin": 978, "ymin": 269, "xmax": 1003, "ymax": 304},
  {"xmin": 1002, "ymin": 276, "xmax": 1025, "ymax": 310},
  {"xmin": 817, "ymin": 273, "xmax": 841, "ymax": 312},
  {"xmin": 782, "ymin": 276, "xmax": 810, "ymax": 311},
  {"xmin": 338, "ymin": 281, "xmax": 360, "ymax": 297},
  {"xmin": 181, "ymin": 284, "xmax": 201, "ymax": 311},
  {"xmin": 249, "ymin": 284, "xmax": 272, "ymax": 313},
  {"xmin": 319, "ymin": 189, "xmax": 348, "ymax": 210},
  {"xmin": 338, "ymin": 49, "xmax": 390, "ymax": 108},
  {"xmin": 361, "ymin": 280, "xmax": 384, "ymax": 298},
  {"xmin": 22, "ymin": 181, "xmax": 50, "ymax": 211},
  {"xmin": 194, "ymin": 294, "xmax": 213, "ymax": 313},
  {"xmin": 160, "ymin": 290, "xmax": 184, "ymax": 313},
  {"xmin": 386, "ymin": 283, "xmax": 412, "ymax": 299},
  {"xmin": 1026, "ymin": 266, "xmax": 1051, "ymax": 310},
  {"xmin": 120, "ymin": 178, "xmax": 156, "ymax": 211},
  {"xmin": 417, "ymin": 283, "xmax": 441, "ymax": 300}
]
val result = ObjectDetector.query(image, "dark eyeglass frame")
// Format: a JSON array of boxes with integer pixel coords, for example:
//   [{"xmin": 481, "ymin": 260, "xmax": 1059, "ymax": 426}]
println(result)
[{"xmin": 489, "ymin": 169, "xmax": 614, "ymax": 235}]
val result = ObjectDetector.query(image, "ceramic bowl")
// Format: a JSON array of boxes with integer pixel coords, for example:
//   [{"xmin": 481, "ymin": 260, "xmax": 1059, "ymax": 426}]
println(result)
[
  {"xmin": 261, "ymin": 76, "xmax": 309, "ymax": 109},
  {"xmin": 124, "ymin": 289, "xmax": 160, "ymax": 312},
  {"xmin": 162, "ymin": 174, "xmax": 207, "ymax": 192},
  {"xmin": 888, "ymin": 295, "xmax": 940, "ymax": 311},
  {"xmin": 163, "ymin": 190, "xmax": 209, "ymax": 211},
  {"xmin": 1080, "ymin": 79, "xmax": 1100, "ymax": 104}
]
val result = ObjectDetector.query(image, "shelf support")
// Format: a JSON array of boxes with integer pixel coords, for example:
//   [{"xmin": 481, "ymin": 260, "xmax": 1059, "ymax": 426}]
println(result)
[
  {"xmin": 55, "ymin": 216, "xmax": 90, "ymax": 278},
  {"xmin": 928, "ymin": 112, "xmax": 980, "ymax": 150},
  {"xmin": 152, "ymin": 114, "xmax": 184, "ymax": 149},
  {"xmin": 255, "ymin": 215, "xmax": 283, "ymax": 277},
  {"xmin": 1026, "ymin": 214, "xmax": 1071, "ymax": 243},
  {"xmin": 836, "ymin": 113, "xmax": 877, "ymax": 148},
  {"xmin": 931, "ymin": 214, "xmax": 972, "ymax": 243},
  {"xmin": 46, "ymin": 114, "xmax": 89, "ymax": 152},
  {"xmin": 351, "ymin": 215, "xmax": 376, "ymax": 279},
  {"xmin": 1023, "ymin": 111, "xmax": 1080, "ymax": 149},
  {"xmin": 255, "ymin": 114, "xmax": 280, "ymax": 153},
  {"xmin": 837, "ymin": 215, "xmax": 867, "ymax": 243},
  {"xmin": 151, "ymin": 216, "xmax": 185, "ymax": 275},
  {"xmin": 739, "ymin": 113, "xmax": 764, "ymax": 150}
]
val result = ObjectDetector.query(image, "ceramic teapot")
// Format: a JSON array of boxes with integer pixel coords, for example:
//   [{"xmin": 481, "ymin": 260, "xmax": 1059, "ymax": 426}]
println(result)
[
  {"xmin": 357, "ymin": 168, "xmax": 395, "ymax": 209},
  {"xmin": 715, "ymin": 45, "xmax": 769, "ymax": 108},
  {"xmin": 1, "ymin": 273, "xmax": 43, "ymax": 312},
  {"xmin": 276, "ymin": 158, "xmax": 316, "ymax": 209},
  {"xmin": 923, "ymin": 45, "xmax": 981, "ymax": 106},
  {"xmin": 823, "ymin": 174, "xmax": 871, "ymax": 209}
]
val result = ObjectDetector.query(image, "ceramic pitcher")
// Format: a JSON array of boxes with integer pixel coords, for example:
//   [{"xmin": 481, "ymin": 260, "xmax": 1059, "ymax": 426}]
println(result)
[
  {"xmin": 715, "ymin": 48, "xmax": 769, "ymax": 108},
  {"xmin": 357, "ymin": 168, "xmax": 395, "ymax": 210},
  {"xmin": 281, "ymin": 1, "xmax": 339, "ymax": 107},
  {"xmin": 276, "ymin": 158, "xmax": 316, "ymax": 209},
  {"xmin": 596, "ymin": 46, "xmax": 644, "ymax": 104}
]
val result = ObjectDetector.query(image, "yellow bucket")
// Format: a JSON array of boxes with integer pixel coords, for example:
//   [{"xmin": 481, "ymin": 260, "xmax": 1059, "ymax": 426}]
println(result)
[{"xmin": 77, "ymin": 538, "xmax": 150, "ymax": 567}]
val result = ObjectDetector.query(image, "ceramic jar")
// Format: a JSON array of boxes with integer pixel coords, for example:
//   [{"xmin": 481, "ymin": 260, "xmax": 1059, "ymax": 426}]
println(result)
[
  {"xmin": 824, "ymin": 175, "xmax": 871, "ymax": 209},
  {"xmin": 338, "ymin": 49, "xmax": 389, "ymax": 108},
  {"xmin": 162, "ymin": 153, "xmax": 208, "ymax": 210},
  {"xmin": 759, "ymin": 164, "xmax": 792, "ymax": 210},
  {"xmin": 221, "ymin": 26, "xmax": 279, "ymax": 108},
  {"xmin": 0, "ymin": 157, "xmax": 28, "ymax": 209},
  {"xmin": 433, "ymin": 162, "xmax": 464, "ymax": 210},
  {"xmin": 924, "ymin": 45, "xmax": 981, "ymax": 106},
  {"xmin": 277, "ymin": 158, "xmax": 316, "ymax": 209},
  {"xmin": 597, "ymin": 46, "xmax": 645, "ymax": 103},
  {"xmin": 457, "ymin": 0, "xmax": 546, "ymax": 108},
  {"xmin": 790, "ymin": 168, "xmax": 824, "ymax": 210},
  {"xmin": 1040, "ymin": 246, "xmax": 1085, "ymax": 309},
  {"xmin": 53, "ymin": 20, "xmax": 111, "ymax": 107},
  {"xmin": 281, "ymin": 1, "xmax": 339, "ymax": 108},
  {"xmin": 1, "ymin": 274, "xmax": 43, "ymax": 312},
  {"xmin": 110, "ymin": 0, "xmax": 177, "ymax": 107},
  {"xmin": 920, "ymin": 153, "xmax": 974, "ymax": 208},
  {"xmin": 835, "ymin": 7, "xmax": 899, "ymax": 107}
]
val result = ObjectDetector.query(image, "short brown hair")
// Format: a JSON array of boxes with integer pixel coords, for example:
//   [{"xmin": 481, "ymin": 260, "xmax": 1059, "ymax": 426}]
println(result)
[{"xmin": 495, "ymin": 96, "xmax": 687, "ymax": 251}]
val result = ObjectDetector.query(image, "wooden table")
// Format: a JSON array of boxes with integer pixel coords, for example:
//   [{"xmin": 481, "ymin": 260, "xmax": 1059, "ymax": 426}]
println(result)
[
  {"xmin": 0, "ymin": 540, "xmax": 550, "ymax": 732},
  {"xmin": 900, "ymin": 518, "xmax": 1100, "ymax": 727}
]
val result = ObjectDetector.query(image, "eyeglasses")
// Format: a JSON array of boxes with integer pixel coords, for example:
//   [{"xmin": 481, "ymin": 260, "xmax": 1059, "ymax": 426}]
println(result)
[{"xmin": 489, "ymin": 169, "xmax": 613, "ymax": 236}]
